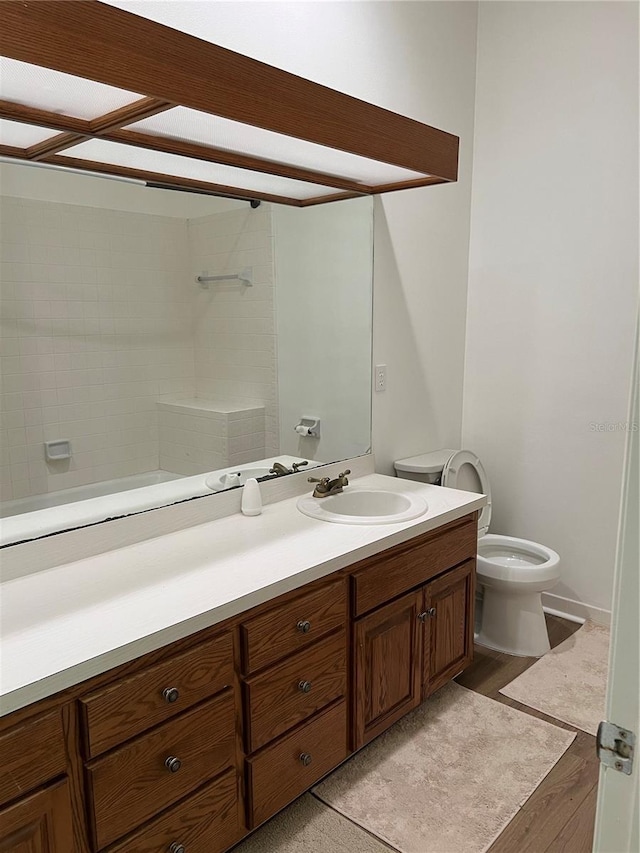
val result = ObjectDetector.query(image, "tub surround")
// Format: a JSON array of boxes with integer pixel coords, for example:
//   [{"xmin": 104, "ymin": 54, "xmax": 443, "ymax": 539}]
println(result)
[
  {"xmin": 156, "ymin": 398, "xmax": 267, "ymax": 477},
  {"xmin": 1, "ymin": 469, "xmax": 485, "ymax": 716}
]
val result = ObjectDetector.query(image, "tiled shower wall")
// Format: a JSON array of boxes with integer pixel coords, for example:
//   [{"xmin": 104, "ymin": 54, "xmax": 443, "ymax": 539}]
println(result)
[
  {"xmin": 0, "ymin": 196, "xmax": 194, "ymax": 502},
  {"xmin": 188, "ymin": 204, "xmax": 278, "ymax": 461},
  {"xmin": 0, "ymin": 196, "xmax": 278, "ymax": 502}
]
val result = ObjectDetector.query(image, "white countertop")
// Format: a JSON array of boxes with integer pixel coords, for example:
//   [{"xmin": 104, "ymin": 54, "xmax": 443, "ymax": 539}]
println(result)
[{"xmin": 0, "ymin": 474, "xmax": 486, "ymax": 716}]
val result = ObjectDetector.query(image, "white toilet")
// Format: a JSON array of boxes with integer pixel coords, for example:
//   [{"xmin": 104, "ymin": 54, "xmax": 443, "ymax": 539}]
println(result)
[{"xmin": 394, "ymin": 449, "xmax": 560, "ymax": 657}]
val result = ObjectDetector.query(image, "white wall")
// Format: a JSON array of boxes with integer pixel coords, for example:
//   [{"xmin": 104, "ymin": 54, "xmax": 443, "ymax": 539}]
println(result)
[
  {"xmin": 464, "ymin": 1, "xmax": 639, "ymax": 617},
  {"xmin": 274, "ymin": 197, "xmax": 373, "ymax": 464},
  {"xmin": 107, "ymin": 0, "xmax": 480, "ymax": 474}
]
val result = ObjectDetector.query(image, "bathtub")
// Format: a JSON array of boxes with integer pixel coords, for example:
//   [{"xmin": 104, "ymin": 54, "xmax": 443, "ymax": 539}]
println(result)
[
  {"xmin": 0, "ymin": 456, "xmax": 318, "ymax": 547},
  {"xmin": 0, "ymin": 470, "xmax": 184, "ymax": 519},
  {"xmin": 0, "ymin": 469, "xmax": 212, "ymax": 547}
]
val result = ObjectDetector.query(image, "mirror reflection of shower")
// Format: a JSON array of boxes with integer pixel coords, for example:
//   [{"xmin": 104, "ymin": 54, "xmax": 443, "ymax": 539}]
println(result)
[{"xmin": 0, "ymin": 162, "xmax": 373, "ymax": 544}]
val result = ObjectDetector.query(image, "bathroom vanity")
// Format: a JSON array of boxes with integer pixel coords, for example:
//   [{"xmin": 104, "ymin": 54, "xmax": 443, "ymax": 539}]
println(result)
[{"xmin": 0, "ymin": 475, "xmax": 482, "ymax": 853}]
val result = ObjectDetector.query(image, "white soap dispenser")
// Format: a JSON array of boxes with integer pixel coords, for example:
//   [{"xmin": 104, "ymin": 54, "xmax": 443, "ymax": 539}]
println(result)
[{"xmin": 241, "ymin": 477, "xmax": 262, "ymax": 516}]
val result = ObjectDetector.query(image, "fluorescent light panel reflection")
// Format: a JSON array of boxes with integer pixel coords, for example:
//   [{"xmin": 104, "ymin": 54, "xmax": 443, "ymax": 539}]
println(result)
[
  {"xmin": 66, "ymin": 138, "xmax": 340, "ymax": 199},
  {"xmin": 0, "ymin": 155, "xmax": 145, "ymax": 185}
]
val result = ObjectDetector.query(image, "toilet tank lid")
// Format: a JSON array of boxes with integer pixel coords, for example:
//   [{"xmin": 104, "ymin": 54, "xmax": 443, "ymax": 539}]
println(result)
[{"xmin": 394, "ymin": 449, "xmax": 456, "ymax": 475}]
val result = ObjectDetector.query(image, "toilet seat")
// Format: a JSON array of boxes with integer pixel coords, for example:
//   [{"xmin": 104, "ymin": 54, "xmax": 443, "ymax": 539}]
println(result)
[{"xmin": 441, "ymin": 450, "xmax": 492, "ymax": 536}]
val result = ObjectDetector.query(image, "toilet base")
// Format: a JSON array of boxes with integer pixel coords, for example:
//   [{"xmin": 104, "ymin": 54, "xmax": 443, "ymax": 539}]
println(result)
[{"xmin": 475, "ymin": 585, "xmax": 551, "ymax": 658}]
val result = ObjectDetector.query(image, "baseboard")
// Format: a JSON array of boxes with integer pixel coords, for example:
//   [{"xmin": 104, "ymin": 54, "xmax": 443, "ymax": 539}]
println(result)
[{"xmin": 542, "ymin": 592, "xmax": 611, "ymax": 627}]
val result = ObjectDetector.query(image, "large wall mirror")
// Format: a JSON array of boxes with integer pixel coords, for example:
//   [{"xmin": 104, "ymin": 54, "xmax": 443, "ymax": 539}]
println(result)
[{"xmin": 0, "ymin": 162, "xmax": 373, "ymax": 545}]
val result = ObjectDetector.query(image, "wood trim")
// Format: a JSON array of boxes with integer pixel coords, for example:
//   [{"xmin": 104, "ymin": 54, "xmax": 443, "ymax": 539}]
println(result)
[
  {"xmin": 26, "ymin": 131, "xmax": 88, "ymax": 160},
  {"xmin": 298, "ymin": 190, "xmax": 372, "ymax": 207},
  {"xmin": 0, "ymin": 99, "xmax": 91, "ymax": 134},
  {"xmin": 294, "ymin": 177, "xmax": 451, "ymax": 205},
  {"xmin": 370, "ymin": 176, "xmax": 450, "ymax": 194},
  {"xmin": 0, "ymin": 0, "xmax": 459, "ymax": 181},
  {"xmin": 0, "ymin": 143, "xmax": 27, "ymax": 158},
  {"xmin": 89, "ymin": 96, "xmax": 173, "ymax": 133}
]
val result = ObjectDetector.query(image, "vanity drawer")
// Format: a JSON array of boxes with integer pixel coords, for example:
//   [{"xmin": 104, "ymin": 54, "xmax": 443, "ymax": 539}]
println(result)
[
  {"xmin": 246, "ymin": 699, "xmax": 347, "ymax": 829},
  {"xmin": 80, "ymin": 630, "xmax": 233, "ymax": 757},
  {"xmin": 0, "ymin": 708, "xmax": 66, "ymax": 806},
  {"xmin": 352, "ymin": 514, "xmax": 477, "ymax": 616},
  {"xmin": 108, "ymin": 768, "xmax": 242, "ymax": 853},
  {"xmin": 244, "ymin": 629, "xmax": 347, "ymax": 752},
  {"xmin": 87, "ymin": 690, "xmax": 236, "ymax": 849},
  {"xmin": 241, "ymin": 577, "xmax": 347, "ymax": 674}
]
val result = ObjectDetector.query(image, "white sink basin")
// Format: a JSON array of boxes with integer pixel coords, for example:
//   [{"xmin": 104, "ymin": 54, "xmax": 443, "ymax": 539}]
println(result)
[
  {"xmin": 206, "ymin": 467, "xmax": 272, "ymax": 491},
  {"xmin": 297, "ymin": 488, "xmax": 428, "ymax": 525}
]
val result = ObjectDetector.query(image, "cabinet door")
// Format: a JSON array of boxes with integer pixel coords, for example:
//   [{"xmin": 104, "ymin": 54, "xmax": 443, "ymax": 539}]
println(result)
[
  {"xmin": 0, "ymin": 779, "xmax": 74, "ymax": 853},
  {"xmin": 423, "ymin": 559, "xmax": 475, "ymax": 698},
  {"xmin": 353, "ymin": 590, "xmax": 422, "ymax": 749}
]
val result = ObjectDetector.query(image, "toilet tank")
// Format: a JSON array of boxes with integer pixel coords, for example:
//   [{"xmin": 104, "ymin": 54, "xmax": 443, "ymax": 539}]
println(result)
[{"xmin": 393, "ymin": 449, "xmax": 456, "ymax": 485}]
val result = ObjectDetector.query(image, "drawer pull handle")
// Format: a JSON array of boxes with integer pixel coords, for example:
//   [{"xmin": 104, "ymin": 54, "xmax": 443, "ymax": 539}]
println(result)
[
  {"xmin": 418, "ymin": 608, "xmax": 437, "ymax": 622},
  {"xmin": 169, "ymin": 844, "xmax": 185, "ymax": 853},
  {"xmin": 298, "ymin": 680, "xmax": 312, "ymax": 693},
  {"xmin": 297, "ymin": 620, "xmax": 311, "ymax": 634},
  {"xmin": 163, "ymin": 687, "xmax": 180, "ymax": 703},
  {"xmin": 165, "ymin": 756, "xmax": 182, "ymax": 773},
  {"xmin": 299, "ymin": 752, "xmax": 313, "ymax": 766}
]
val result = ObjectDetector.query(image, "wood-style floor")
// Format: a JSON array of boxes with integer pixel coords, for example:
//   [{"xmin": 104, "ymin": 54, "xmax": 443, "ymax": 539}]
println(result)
[{"xmin": 455, "ymin": 614, "xmax": 599, "ymax": 853}]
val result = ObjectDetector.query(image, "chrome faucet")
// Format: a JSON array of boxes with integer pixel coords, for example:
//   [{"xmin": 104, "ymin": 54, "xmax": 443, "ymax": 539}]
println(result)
[{"xmin": 308, "ymin": 469, "xmax": 351, "ymax": 498}]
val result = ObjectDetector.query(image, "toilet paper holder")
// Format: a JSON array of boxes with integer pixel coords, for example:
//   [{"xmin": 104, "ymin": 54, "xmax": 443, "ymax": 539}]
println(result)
[{"xmin": 294, "ymin": 417, "xmax": 320, "ymax": 438}]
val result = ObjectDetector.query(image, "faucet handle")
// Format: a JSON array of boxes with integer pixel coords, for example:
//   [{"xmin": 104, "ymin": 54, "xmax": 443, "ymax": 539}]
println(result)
[
  {"xmin": 308, "ymin": 476, "xmax": 330, "ymax": 485},
  {"xmin": 292, "ymin": 460, "xmax": 308, "ymax": 473},
  {"xmin": 338, "ymin": 470, "xmax": 351, "ymax": 479}
]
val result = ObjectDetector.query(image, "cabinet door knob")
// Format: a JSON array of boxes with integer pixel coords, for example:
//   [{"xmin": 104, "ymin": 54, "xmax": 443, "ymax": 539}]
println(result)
[
  {"xmin": 418, "ymin": 608, "xmax": 437, "ymax": 622},
  {"xmin": 299, "ymin": 752, "xmax": 312, "ymax": 766},
  {"xmin": 297, "ymin": 620, "xmax": 311, "ymax": 634},
  {"xmin": 165, "ymin": 756, "xmax": 182, "ymax": 773},
  {"xmin": 163, "ymin": 687, "xmax": 180, "ymax": 703},
  {"xmin": 298, "ymin": 680, "xmax": 312, "ymax": 693},
  {"xmin": 169, "ymin": 844, "xmax": 185, "ymax": 853}
]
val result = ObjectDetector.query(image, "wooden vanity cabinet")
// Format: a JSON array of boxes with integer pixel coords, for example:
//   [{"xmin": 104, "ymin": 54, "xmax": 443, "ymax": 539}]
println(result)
[
  {"xmin": 353, "ymin": 590, "xmax": 424, "ymax": 747},
  {"xmin": 0, "ymin": 708, "xmax": 73, "ymax": 853},
  {"xmin": 423, "ymin": 558, "xmax": 475, "ymax": 697},
  {"xmin": 352, "ymin": 516, "xmax": 477, "ymax": 749},
  {"xmin": 0, "ymin": 511, "xmax": 478, "ymax": 853},
  {"xmin": 0, "ymin": 780, "xmax": 74, "ymax": 853},
  {"xmin": 240, "ymin": 576, "xmax": 349, "ymax": 829},
  {"xmin": 78, "ymin": 628, "xmax": 241, "ymax": 853}
]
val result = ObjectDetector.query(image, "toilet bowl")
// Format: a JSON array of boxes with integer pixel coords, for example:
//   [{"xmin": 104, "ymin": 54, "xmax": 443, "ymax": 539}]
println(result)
[
  {"xmin": 394, "ymin": 449, "xmax": 561, "ymax": 658},
  {"xmin": 476, "ymin": 534, "xmax": 559, "ymax": 656}
]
